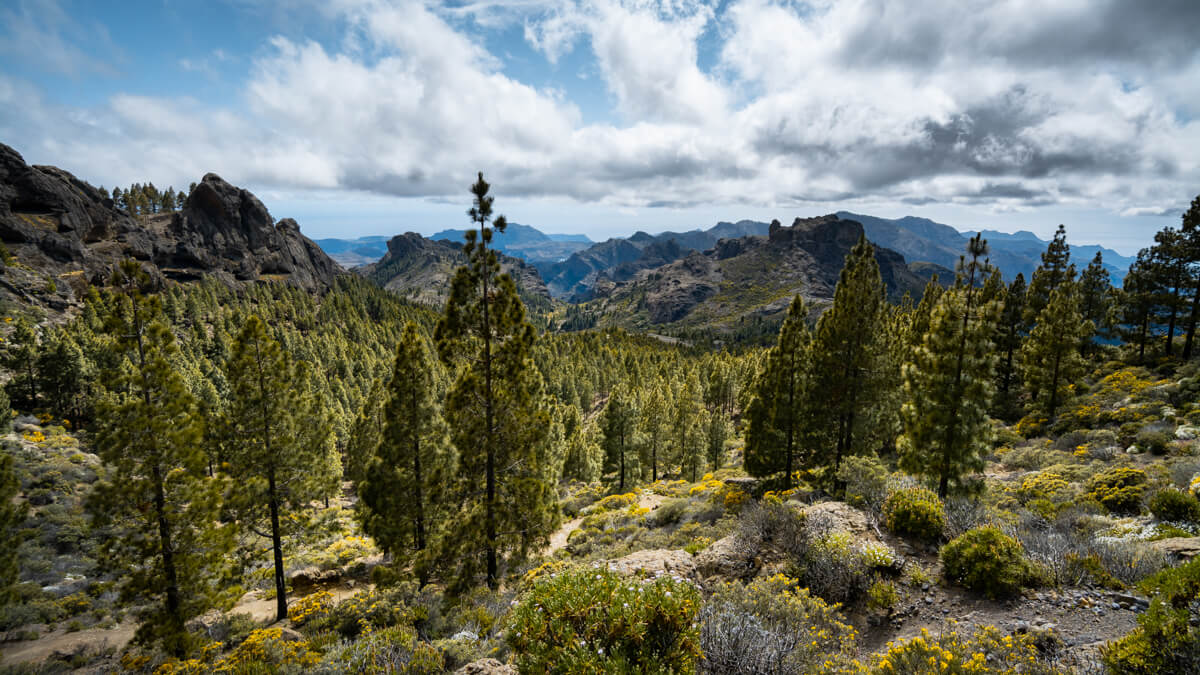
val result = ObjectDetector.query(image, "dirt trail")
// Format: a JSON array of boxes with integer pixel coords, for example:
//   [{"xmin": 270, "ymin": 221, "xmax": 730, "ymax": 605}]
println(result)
[
  {"xmin": 230, "ymin": 584, "xmax": 368, "ymax": 623},
  {"xmin": 0, "ymin": 622, "xmax": 137, "ymax": 667},
  {"xmin": 545, "ymin": 491, "xmax": 667, "ymax": 556}
]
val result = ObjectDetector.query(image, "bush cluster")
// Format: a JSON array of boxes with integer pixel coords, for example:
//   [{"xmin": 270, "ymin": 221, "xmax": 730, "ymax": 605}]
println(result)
[
  {"xmin": 1088, "ymin": 467, "xmax": 1148, "ymax": 515},
  {"xmin": 506, "ymin": 566, "xmax": 701, "ymax": 673},
  {"xmin": 1148, "ymin": 488, "xmax": 1200, "ymax": 524},
  {"xmin": 1102, "ymin": 558, "xmax": 1200, "ymax": 675},
  {"xmin": 867, "ymin": 624, "xmax": 1064, "ymax": 674},
  {"xmin": 882, "ymin": 487, "xmax": 945, "ymax": 543},
  {"xmin": 940, "ymin": 526, "xmax": 1033, "ymax": 598}
]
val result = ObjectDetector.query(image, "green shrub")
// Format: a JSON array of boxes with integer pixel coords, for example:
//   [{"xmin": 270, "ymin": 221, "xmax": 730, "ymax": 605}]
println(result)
[
  {"xmin": 506, "ymin": 566, "xmax": 700, "ymax": 673},
  {"xmin": 1088, "ymin": 467, "xmax": 1148, "ymax": 515},
  {"xmin": 835, "ymin": 455, "xmax": 888, "ymax": 512},
  {"xmin": 1148, "ymin": 488, "xmax": 1200, "ymax": 524},
  {"xmin": 699, "ymin": 574, "xmax": 856, "ymax": 674},
  {"xmin": 1135, "ymin": 429, "xmax": 1172, "ymax": 456},
  {"xmin": 314, "ymin": 626, "xmax": 443, "ymax": 674},
  {"xmin": 940, "ymin": 526, "xmax": 1032, "ymax": 598},
  {"xmin": 882, "ymin": 487, "xmax": 945, "ymax": 542},
  {"xmin": 867, "ymin": 580, "xmax": 898, "ymax": 612},
  {"xmin": 870, "ymin": 624, "xmax": 1065, "ymax": 674},
  {"xmin": 1102, "ymin": 558, "xmax": 1200, "ymax": 675}
]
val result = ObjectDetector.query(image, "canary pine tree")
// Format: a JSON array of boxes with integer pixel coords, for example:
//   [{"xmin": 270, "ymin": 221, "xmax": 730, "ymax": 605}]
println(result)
[
  {"xmin": 358, "ymin": 322, "xmax": 451, "ymax": 582},
  {"xmin": 1022, "ymin": 283, "xmax": 1090, "ymax": 420},
  {"xmin": 0, "ymin": 443, "xmax": 23, "ymax": 607},
  {"xmin": 3, "ymin": 317, "xmax": 38, "ymax": 410},
  {"xmin": 1078, "ymin": 251, "xmax": 1113, "ymax": 353},
  {"xmin": 1024, "ymin": 224, "xmax": 1075, "ymax": 326},
  {"xmin": 225, "ymin": 314, "xmax": 332, "ymax": 621},
  {"xmin": 435, "ymin": 173, "xmax": 557, "ymax": 591},
  {"xmin": 809, "ymin": 235, "xmax": 889, "ymax": 483},
  {"xmin": 744, "ymin": 295, "xmax": 812, "ymax": 488},
  {"xmin": 637, "ymin": 384, "xmax": 668, "ymax": 482},
  {"xmin": 993, "ymin": 274, "xmax": 1027, "ymax": 420},
  {"xmin": 88, "ymin": 261, "xmax": 231, "ymax": 655},
  {"xmin": 600, "ymin": 383, "xmax": 638, "ymax": 490},
  {"xmin": 345, "ymin": 378, "xmax": 386, "ymax": 486}
]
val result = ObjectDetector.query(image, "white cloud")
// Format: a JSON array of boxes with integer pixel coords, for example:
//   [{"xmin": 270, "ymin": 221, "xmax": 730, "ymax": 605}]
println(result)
[{"xmin": 2, "ymin": 0, "xmax": 1197, "ymax": 231}]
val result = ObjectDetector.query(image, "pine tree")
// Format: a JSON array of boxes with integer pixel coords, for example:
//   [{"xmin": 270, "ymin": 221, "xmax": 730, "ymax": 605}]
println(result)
[
  {"xmin": 1177, "ymin": 196, "xmax": 1200, "ymax": 359},
  {"xmin": 435, "ymin": 173, "xmax": 557, "ymax": 590},
  {"xmin": 1148, "ymin": 227, "xmax": 1189, "ymax": 357},
  {"xmin": 560, "ymin": 404, "xmax": 600, "ymax": 483},
  {"xmin": 1024, "ymin": 224, "xmax": 1075, "ymax": 326},
  {"xmin": 1022, "ymin": 283, "xmax": 1089, "ymax": 420},
  {"xmin": 36, "ymin": 328, "xmax": 86, "ymax": 419},
  {"xmin": 704, "ymin": 408, "xmax": 729, "ymax": 470},
  {"xmin": 637, "ymin": 384, "xmax": 668, "ymax": 482},
  {"xmin": 899, "ymin": 236, "xmax": 1000, "ymax": 497},
  {"xmin": 1118, "ymin": 252, "xmax": 1157, "ymax": 362},
  {"xmin": 357, "ymin": 322, "xmax": 451, "ymax": 582},
  {"xmin": 3, "ymin": 317, "xmax": 39, "ymax": 410},
  {"xmin": 808, "ymin": 235, "xmax": 890, "ymax": 484},
  {"xmin": 1078, "ymin": 251, "xmax": 1113, "ymax": 353},
  {"xmin": 671, "ymin": 373, "xmax": 706, "ymax": 482},
  {"xmin": 87, "ymin": 261, "xmax": 230, "ymax": 655},
  {"xmin": 345, "ymin": 378, "xmax": 386, "ymax": 486},
  {"xmin": 0, "ymin": 443, "xmax": 23, "ymax": 607},
  {"xmin": 744, "ymin": 296, "xmax": 812, "ymax": 488},
  {"xmin": 600, "ymin": 383, "xmax": 638, "ymax": 490},
  {"xmin": 993, "ymin": 274, "xmax": 1027, "ymax": 420},
  {"xmin": 225, "ymin": 314, "xmax": 331, "ymax": 621}
]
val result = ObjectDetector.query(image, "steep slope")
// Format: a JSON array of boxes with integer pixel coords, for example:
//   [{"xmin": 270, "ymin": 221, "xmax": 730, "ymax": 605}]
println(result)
[
  {"xmin": 357, "ymin": 232, "xmax": 551, "ymax": 312},
  {"xmin": 0, "ymin": 142, "xmax": 341, "ymax": 310},
  {"xmin": 431, "ymin": 222, "xmax": 592, "ymax": 263},
  {"xmin": 575, "ymin": 215, "xmax": 945, "ymax": 333}
]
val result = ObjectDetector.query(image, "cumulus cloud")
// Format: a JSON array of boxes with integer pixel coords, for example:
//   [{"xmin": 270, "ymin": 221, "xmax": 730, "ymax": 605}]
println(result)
[{"xmin": 1, "ymin": 0, "xmax": 1197, "ymax": 223}]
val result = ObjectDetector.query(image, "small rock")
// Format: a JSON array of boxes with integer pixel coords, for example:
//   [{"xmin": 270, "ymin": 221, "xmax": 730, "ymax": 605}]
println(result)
[
  {"xmin": 924, "ymin": 596, "xmax": 934, "ymax": 605},
  {"xmin": 454, "ymin": 659, "xmax": 517, "ymax": 675},
  {"xmin": 451, "ymin": 630, "xmax": 479, "ymax": 641}
]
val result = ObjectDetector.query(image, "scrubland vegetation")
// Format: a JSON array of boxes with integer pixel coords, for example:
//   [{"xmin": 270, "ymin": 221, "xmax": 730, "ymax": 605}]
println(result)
[{"xmin": 1, "ymin": 187, "xmax": 1199, "ymax": 673}]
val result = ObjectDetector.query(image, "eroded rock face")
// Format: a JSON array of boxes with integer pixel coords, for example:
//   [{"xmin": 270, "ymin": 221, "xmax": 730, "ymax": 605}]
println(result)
[
  {"xmin": 1150, "ymin": 536, "xmax": 1200, "ymax": 559},
  {"xmin": 0, "ymin": 143, "xmax": 342, "ymax": 309},
  {"xmin": 605, "ymin": 549, "xmax": 698, "ymax": 580},
  {"xmin": 694, "ymin": 535, "xmax": 756, "ymax": 581}
]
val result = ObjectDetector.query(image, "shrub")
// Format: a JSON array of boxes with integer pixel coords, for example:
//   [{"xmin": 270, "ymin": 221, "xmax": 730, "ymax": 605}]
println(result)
[
  {"xmin": 1135, "ymin": 429, "xmax": 1172, "ymax": 456},
  {"xmin": 867, "ymin": 580, "xmax": 898, "ymax": 612},
  {"xmin": 1148, "ymin": 488, "xmax": 1200, "ymax": 524},
  {"xmin": 217, "ymin": 627, "xmax": 321, "ymax": 672},
  {"xmin": 506, "ymin": 566, "xmax": 700, "ymax": 673},
  {"xmin": 1088, "ymin": 467, "xmax": 1148, "ymax": 515},
  {"xmin": 1102, "ymin": 558, "xmax": 1200, "ymax": 675},
  {"xmin": 882, "ymin": 487, "xmax": 945, "ymax": 543},
  {"xmin": 289, "ymin": 590, "xmax": 334, "ymax": 627},
  {"xmin": 736, "ymin": 500, "xmax": 808, "ymax": 561},
  {"xmin": 835, "ymin": 455, "xmax": 889, "ymax": 513},
  {"xmin": 869, "ymin": 624, "xmax": 1065, "ymax": 674},
  {"xmin": 940, "ymin": 526, "xmax": 1032, "ymax": 598},
  {"xmin": 802, "ymin": 533, "xmax": 871, "ymax": 605},
  {"xmin": 699, "ymin": 574, "xmax": 856, "ymax": 675},
  {"xmin": 314, "ymin": 626, "xmax": 443, "ymax": 674}
]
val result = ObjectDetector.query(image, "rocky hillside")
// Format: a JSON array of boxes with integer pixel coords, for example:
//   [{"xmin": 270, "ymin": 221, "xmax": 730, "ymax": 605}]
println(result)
[
  {"xmin": 537, "ymin": 219, "xmax": 771, "ymax": 300},
  {"xmin": 0, "ymin": 143, "xmax": 341, "ymax": 310},
  {"xmin": 357, "ymin": 232, "xmax": 551, "ymax": 312},
  {"xmin": 571, "ymin": 215, "xmax": 946, "ymax": 333}
]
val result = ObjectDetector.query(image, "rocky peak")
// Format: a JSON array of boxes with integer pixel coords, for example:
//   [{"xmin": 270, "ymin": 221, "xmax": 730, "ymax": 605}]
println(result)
[{"xmin": 0, "ymin": 142, "xmax": 342, "ymax": 311}]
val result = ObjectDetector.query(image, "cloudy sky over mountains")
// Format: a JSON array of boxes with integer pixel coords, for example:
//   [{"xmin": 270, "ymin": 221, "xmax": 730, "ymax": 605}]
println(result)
[{"xmin": 1, "ymin": 0, "xmax": 1197, "ymax": 251}]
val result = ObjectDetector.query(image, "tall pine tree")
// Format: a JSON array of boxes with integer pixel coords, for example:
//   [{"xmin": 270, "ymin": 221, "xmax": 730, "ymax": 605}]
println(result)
[
  {"xmin": 809, "ymin": 235, "xmax": 889, "ymax": 484},
  {"xmin": 1078, "ymin": 251, "xmax": 1113, "ymax": 354},
  {"xmin": 993, "ymin": 274, "xmax": 1027, "ymax": 420},
  {"xmin": 435, "ymin": 173, "xmax": 557, "ymax": 590},
  {"xmin": 1022, "ymin": 283, "xmax": 1089, "ymax": 420},
  {"xmin": 0, "ymin": 443, "xmax": 23, "ymax": 607},
  {"xmin": 899, "ymin": 236, "xmax": 999, "ymax": 497},
  {"xmin": 744, "ymin": 296, "xmax": 812, "ymax": 488},
  {"xmin": 1023, "ymin": 224, "xmax": 1075, "ymax": 326},
  {"xmin": 600, "ymin": 383, "xmax": 638, "ymax": 490},
  {"xmin": 225, "ymin": 314, "xmax": 332, "ymax": 621},
  {"xmin": 357, "ymin": 322, "xmax": 451, "ymax": 583},
  {"xmin": 88, "ymin": 261, "xmax": 231, "ymax": 655}
]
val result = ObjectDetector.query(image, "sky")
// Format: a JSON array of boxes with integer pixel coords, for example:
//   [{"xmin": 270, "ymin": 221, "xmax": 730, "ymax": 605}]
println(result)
[{"xmin": 1, "ymin": 0, "xmax": 1198, "ymax": 255}]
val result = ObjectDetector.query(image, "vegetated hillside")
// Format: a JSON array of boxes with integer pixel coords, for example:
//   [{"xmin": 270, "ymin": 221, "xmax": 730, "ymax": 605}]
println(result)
[
  {"xmin": 561, "ymin": 215, "xmax": 945, "ymax": 337},
  {"xmin": 0, "ymin": 143, "xmax": 342, "ymax": 314},
  {"xmin": 537, "ymin": 219, "xmax": 771, "ymax": 299},
  {"xmin": 432, "ymin": 222, "xmax": 593, "ymax": 263},
  {"xmin": 840, "ymin": 211, "xmax": 1134, "ymax": 284},
  {"xmin": 357, "ymin": 231, "xmax": 552, "ymax": 316}
]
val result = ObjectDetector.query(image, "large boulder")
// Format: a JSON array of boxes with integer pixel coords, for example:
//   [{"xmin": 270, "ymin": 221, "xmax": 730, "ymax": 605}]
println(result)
[
  {"xmin": 606, "ymin": 549, "xmax": 697, "ymax": 580},
  {"xmin": 1150, "ymin": 536, "xmax": 1200, "ymax": 559},
  {"xmin": 694, "ymin": 535, "xmax": 756, "ymax": 581},
  {"xmin": 801, "ymin": 501, "xmax": 876, "ymax": 539},
  {"xmin": 454, "ymin": 659, "xmax": 517, "ymax": 674}
]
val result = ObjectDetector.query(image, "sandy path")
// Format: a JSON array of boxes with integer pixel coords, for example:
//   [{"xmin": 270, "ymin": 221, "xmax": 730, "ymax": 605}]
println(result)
[
  {"xmin": 0, "ymin": 622, "xmax": 137, "ymax": 667},
  {"xmin": 545, "ymin": 491, "xmax": 667, "ymax": 556}
]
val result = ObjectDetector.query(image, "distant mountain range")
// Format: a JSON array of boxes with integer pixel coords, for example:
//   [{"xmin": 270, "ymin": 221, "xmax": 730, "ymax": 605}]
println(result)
[{"xmin": 318, "ymin": 223, "xmax": 593, "ymax": 268}]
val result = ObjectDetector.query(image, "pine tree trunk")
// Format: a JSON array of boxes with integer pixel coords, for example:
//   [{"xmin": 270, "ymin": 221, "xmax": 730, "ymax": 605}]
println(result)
[
  {"xmin": 152, "ymin": 463, "xmax": 184, "ymax": 656},
  {"xmin": 481, "ymin": 239, "xmax": 497, "ymax": 590},
  {"xmin": 1184, "ymin": 278, "xmax": 1200, "ymax": 359},
  {"xmin": 1166, "ymin": 284, "xmax": 1181, "ymax": 356},
  {"xmin": 268, "ymin": 469, "xmax": 287, "ymax": 622},
  {"xmin": 1048, "ymin": 348, "xmax": 1063, "ymax": 421}
]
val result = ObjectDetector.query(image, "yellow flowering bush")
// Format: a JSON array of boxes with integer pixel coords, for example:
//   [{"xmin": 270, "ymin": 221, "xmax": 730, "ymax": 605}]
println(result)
[
  {"xmin": 870, "ymin": 625, "xmax": 1065, "ymax": 674},
  {"xmin": 507, "ymin": 566, "xmax": 701, "ymax": 673},
  {"xmin": 883, "ymin": 487, "xmax": 945, "ymax": 543},
  {"xmin": 22, "ymin": 430, "xmax": 45, "ymax": 443},
  {"xmin": 521, "ymin": 560, "xmax": 568, "ymax": 590},
  {"xmin": 585, "ymin": 492, "xmax": 638, "ymax": 514},
  {"xmin": 325, "ymin": 535, "xmax": 374, "ymax": 565},
  {"xmin": 288, "ymin": 589, "xmax": 334, "ymax": 627},
  {"xmin": 214, "ymin": 627, "xmax": 320, "ymax": 672}
]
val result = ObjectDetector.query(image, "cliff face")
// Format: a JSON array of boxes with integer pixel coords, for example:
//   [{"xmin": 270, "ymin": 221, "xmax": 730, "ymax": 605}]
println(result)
[
  {"xmin": 358, "ymin": 232, "xmax": 551, "ymax": 310},
  {"xmin": 0, "ymin": 143, "xmax": 341, "ymax": 310}
]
